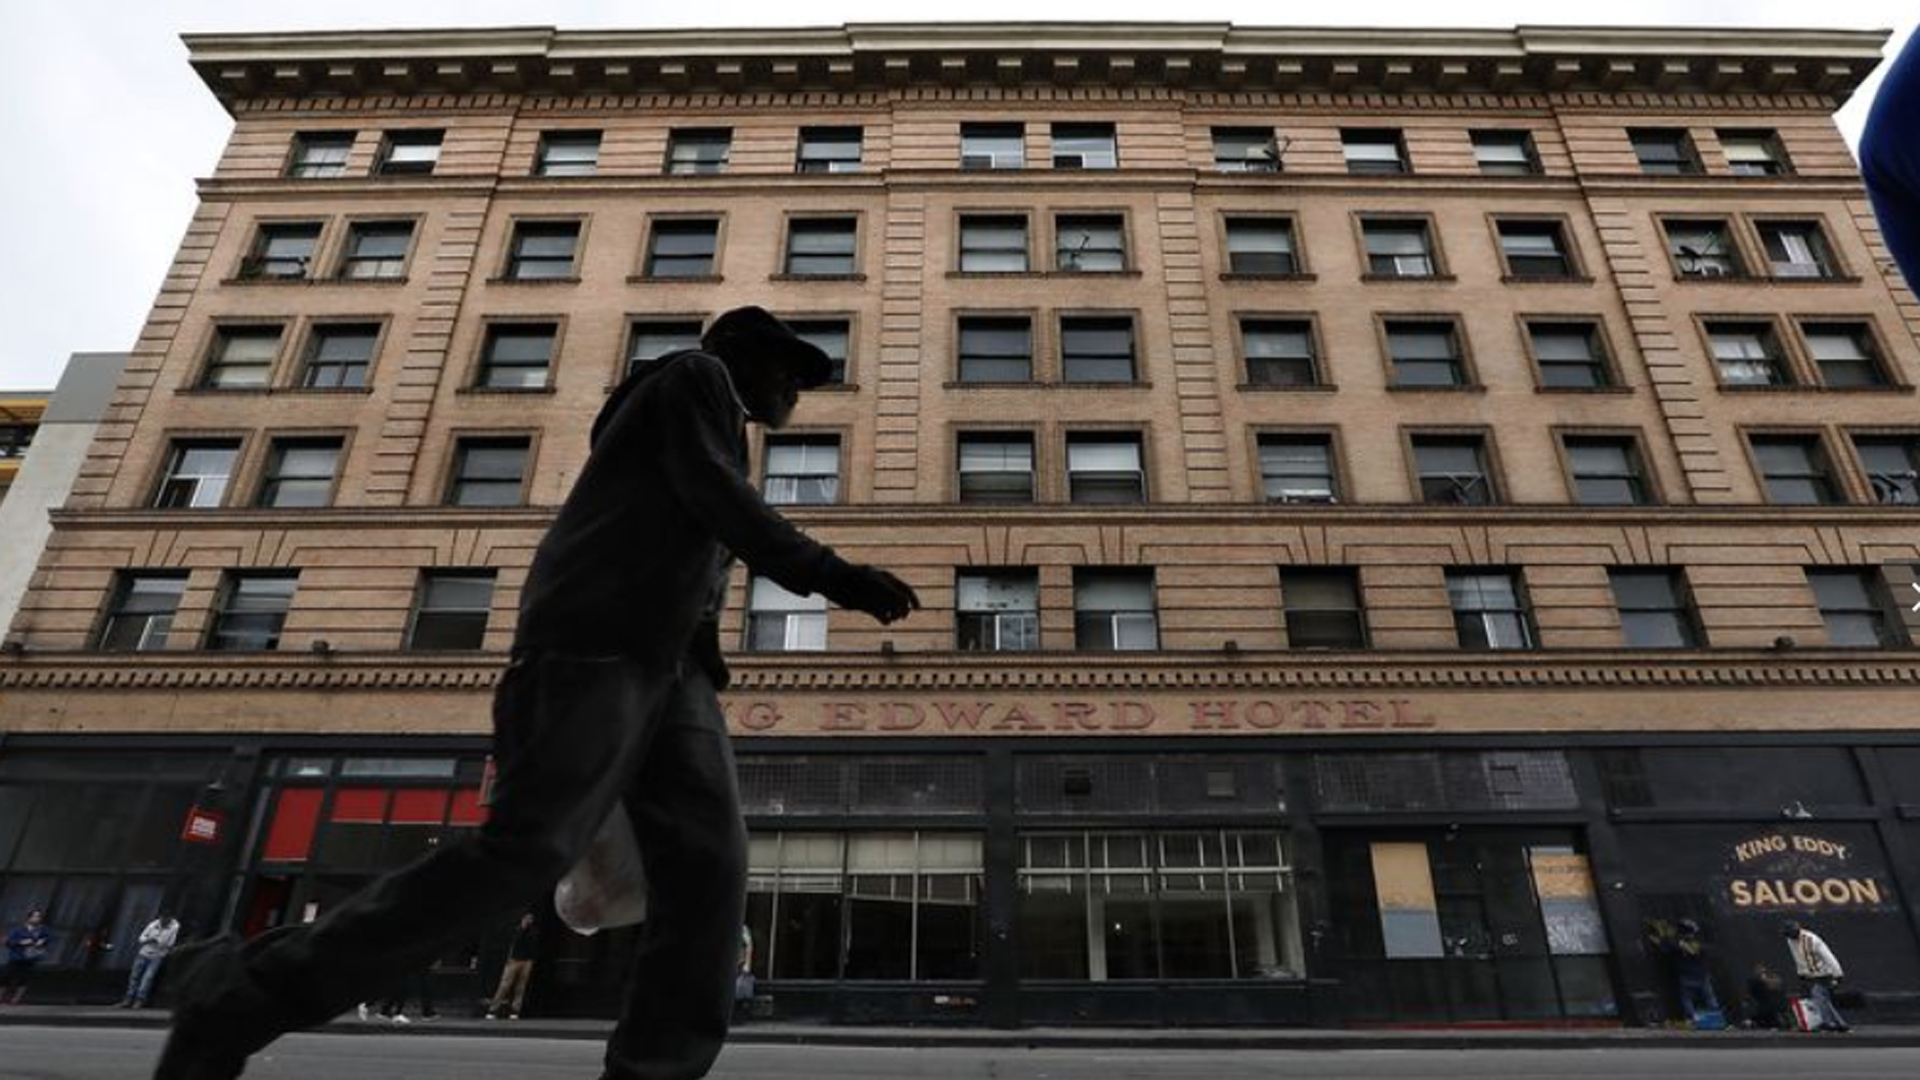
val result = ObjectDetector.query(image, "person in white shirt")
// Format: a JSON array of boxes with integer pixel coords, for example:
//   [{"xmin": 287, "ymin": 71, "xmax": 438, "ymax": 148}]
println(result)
[
  {"xmin": 1782, "ymin": 920, "xmax": 1850, "ymax": 1032},
  {"xmin": 123, "ymin": 913, "xmax": 180, "ymax": 1009}
]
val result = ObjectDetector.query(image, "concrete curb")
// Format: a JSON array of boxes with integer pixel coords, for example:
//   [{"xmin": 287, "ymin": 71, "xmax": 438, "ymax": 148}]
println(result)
[{"xmin": 2, "ymin": 1007, "xmax": 1917, "ymax": 1050}]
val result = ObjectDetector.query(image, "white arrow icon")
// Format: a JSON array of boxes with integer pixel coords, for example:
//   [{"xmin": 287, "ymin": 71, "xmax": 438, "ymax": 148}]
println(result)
[{"xmin": 1911, "ymin": 581, "xmax": 1920, "ymax": 613}]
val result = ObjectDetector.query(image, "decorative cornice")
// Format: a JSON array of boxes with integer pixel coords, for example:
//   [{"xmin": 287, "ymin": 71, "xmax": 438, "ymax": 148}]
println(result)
[
  {"xmin": 182, "ymin": 22, "xmax": 1891, "ymax": 111},
  {"xmin": 2, "ymin": 650, "xmax": 1918, "ymax": 695}
]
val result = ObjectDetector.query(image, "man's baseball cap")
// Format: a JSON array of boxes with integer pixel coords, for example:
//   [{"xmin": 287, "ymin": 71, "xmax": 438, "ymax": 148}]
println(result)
[{"xmin": 704, "ymin": 306, "xmax": 833, "ymax": 389}]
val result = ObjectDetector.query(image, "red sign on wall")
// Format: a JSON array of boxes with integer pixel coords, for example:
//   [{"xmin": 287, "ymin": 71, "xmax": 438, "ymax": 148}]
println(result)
[{"xmin": 181, "ymin": 806, "xmax": 225, "ymax": 845}]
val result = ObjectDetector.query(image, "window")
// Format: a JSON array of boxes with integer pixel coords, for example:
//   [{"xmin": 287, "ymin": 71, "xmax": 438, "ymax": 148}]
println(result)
[
  {"xmin": 666, "ymin": 128, "xmax": 731, "ymax": 174},
  {"xmin": 797, "ymin": 127, "xmax": 862, "ymax": 173},
  {"xmin": 625, "ymin": 320, "xmax": 704, "ymax": 374},
  {"xmin": 1016, "ymin": 830, "xmax": 1298, "ymax": 981},
  {"xmin": 1055, "ymin": 214, "xmax": 1126, "ymax": 272},
  {"xmin": 288, "ymin": 132, "xmax": 353, "ymax": 178},
  {"xmin": 956, "ymin": 571, "xmax": 1039, "ymax": 651},
  {"xmin": 1258, "ymin": 435, "xmax": 1337, "ymax": 503},
  {"xmin": 1471, "ymin": 130, "xmax": 1539, "ymax": 175},
  {"xmin": 339, "ymin": 221, "xmax": 413, "ymax": 279},
  {"xmin": 763, "ymin": 436, "xmax": 840, "ymax": 505},
  {"xmin": 535, "ymin": 131, "xmax": 600, "ymax": 177},
  {"xmin": 1074, "ymin": 571, "xmax": 1157, "ymax": 650},
  {"xmin": 1720, "ymin": 129, "xmax": 1790, "ymax": 176},
  {"xmin": 476, "ymin": 324, "xmax": 555, "ymax": 390},
  {"xmin": 1060, "ymin": 316, "xmax": 1135, "ymax": 383},
  {"xmin": 1412, "ymin": 435, "xmax": 1494, "ymax": 505},
  {"xmin": 787, "ymin": 318, "xmax": 850, "ymax": 384},
  {"xmin": 1758, "ymin": 221, "xmax": 1837, "ymax": 279},
  {"xmin": 745, "ymin": 577, "xmax": 828, "ymax": 652},
  {"xmin": 207, "ymin": 572, "xmax": 299, "ymax": 651},
  {"xmin": 1342, "ymin": 129, "xmax": 1408, "ymax": 175},
  {"xmin": 504, "ymin": 221, "xmax": 580, "ymax": 280},
  {"xmin": 1282, "ymin": 568, "xmax": 1366, "ymax": 648},
  {"xmin": 1497, "ymin": 220, "xmax": 1576, "ymax": 278},
  {"xmin": 1807, "ymin": 569, "xmax": 1904, "ymax": 647},
  {"xmin": 1610, "ymin": 569, "xmax": 1701, "ymax": 648},
  {"xmin": 0, "ymin": 424, "xmax": 32, "ymax": 460},
  {"xmin": 1751, "ymin": 435, "xmax": 1840, "ymax": 505},
  {"xmin": 644, "ymin": 219, "xmax": 720, "ymax": 278},
  {"xmin": 154, "ymin": 440, "xmax": 239, "ymax": 508},
  {"xmin": 1052, "ymin": 123, "xmax": 1116, "ymax": 169},
  {"xmin": 957, "ymin": 316, "xmax": 1032, "ymax": 382},
  {"xmin": 447, "ymin": 437, "xmax": 529, "ymax": 507},
  {"xmin": 1629, "ymin": 128, "xmax": 1700, "ymax": 175},
  {"xmin": 257, "ymin": 438, "xmax": 342, "ymax": 508},
  {"xmin": 200, "ymin": 326, "xmax": 281, "ymax": 389},
  {"xmin": 1854, "ymin": 436, "xmax": 1920, "ymax": 504},
  {"xmin": 300, "ymin": 324, "xmax": 377, "ymax": 389},
  {"xmin": 1385, "ymin": 321, "xmax": 1467, "ymax": 388},
  {"xmin": 1707, "ymin": 323, "xmax": 1790, "ymax": 386},
  {"xmin": 1664, "ymin": 219, "xmax": 1744, "ymax": 278},
  {"xmin": 961, "ymin": 123, "xmax": 1024, "ymax": 170},
  {"xmin": 376, "ymin": 130, "xmax": 442, "ymax": 176},
  {"xmin": 1447, "ymin": 570, "xmax": 1535, "ymax": 649},
  {"xmin": 957, "ymin": 433, "xmax": 1034, "ymax": 503},
  {"xmin": 959, "ymin": 215, "xmax": 1029, "ymax": 273},
  {"xmin": 1067, "ymin": 434, "xmax": 1145, "ymax": 504},
  {"xmin": 242, "ymin": 223, "xmax": 321, "ymax": 280},
  {"xmin": 1564, "ymin": 436, "xmax": 1652, "ymax": 505},
  {"xmin": 1240, "ymin": 319, "xmax": 1318, "ymax": 386},
  {"xmin": 1225, "ymin": 218, "xmax": 1297, "ymax": 275},
  {"xmin": 1362, "ymin": 220, "xmax": 1436, "ymax": 277},
  {"xmin": 1802, "ymin": 322, "xmax": 1887, "ymax": 387},
  {"xmin": 97, "ymin": 573, "xmax": 187, "ymax": 651},
  {"xmin": 1212, "ymin": 127, "xmax": 1280, "ymax": 172},
  {"xmin": 406, "ymin": 571, "xmax": 496, "ymax": 650},
  {"xmin": 1528, "ymin": 322, "xmax": 1613, "ymax": 389},
  {"xmin": 784, "ymin": 218, "xmax": 858, "ymax": 276}
]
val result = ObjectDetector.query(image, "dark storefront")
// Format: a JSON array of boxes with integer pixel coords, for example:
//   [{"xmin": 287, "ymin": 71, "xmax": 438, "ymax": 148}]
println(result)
[{"xmin": 3, "ymin": 733, "xmax": 1919, "ymax": 1026}]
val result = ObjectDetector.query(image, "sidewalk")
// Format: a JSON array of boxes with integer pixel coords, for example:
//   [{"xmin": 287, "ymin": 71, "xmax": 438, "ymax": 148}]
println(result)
[{"xmin": 2, "ymin": 1003, "xmax": 1917, "ymax": 1049}]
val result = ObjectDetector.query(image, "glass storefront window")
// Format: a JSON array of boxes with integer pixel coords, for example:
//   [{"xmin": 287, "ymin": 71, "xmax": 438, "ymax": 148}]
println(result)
[
  {"xmin": 747, "ymin": 831, "xmax": 983, "ymax": 982},
  {"xmin": 1018, "ymin": 830, "xmax": 1300, "ymax": 981}
]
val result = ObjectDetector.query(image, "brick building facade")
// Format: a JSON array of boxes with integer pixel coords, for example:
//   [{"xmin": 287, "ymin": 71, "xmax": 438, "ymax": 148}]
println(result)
[{"xmin": 2, "ymin": 23, "xmax": 1919, "ymax": 1026}]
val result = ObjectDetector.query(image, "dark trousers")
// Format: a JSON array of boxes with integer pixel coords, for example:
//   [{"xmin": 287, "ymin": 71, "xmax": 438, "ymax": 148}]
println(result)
[{"xmin": 238, "ymin": 650, "xmax": 748, "ymax": 1080}]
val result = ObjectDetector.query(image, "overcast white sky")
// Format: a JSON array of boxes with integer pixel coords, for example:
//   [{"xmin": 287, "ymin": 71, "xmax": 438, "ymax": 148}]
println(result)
[{"xmin": 0, "ymin": 1, "xmax": 1912, "ymax": 390}]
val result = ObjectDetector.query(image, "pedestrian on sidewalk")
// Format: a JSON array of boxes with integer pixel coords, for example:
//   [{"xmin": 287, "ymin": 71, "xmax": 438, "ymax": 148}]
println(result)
[
  {"xmin": 122, "ymin": 912, "xmax": 181, "ymax": 1008},
  {"xmin": 1782, "ymin": 920, "xmax": 1850, "ymax": 1032},
  {"xmin": 1663, "ymin": 919, "xmax": 1722, "ymax": 1028},
  {"xmin": 3, "ymin": 909, "xmax": 51, "ymax": 1005},
  {"xmin": 1744, "ymin": 961, "xmax": 1790, "ymax": 1030},
  {"xmin": 486, "ymin": 913, "xmax": 540, "ymax": 1020},
  {"xmin": 154, "ymin": 306, "xmax": 920, "ymax": 1080}
]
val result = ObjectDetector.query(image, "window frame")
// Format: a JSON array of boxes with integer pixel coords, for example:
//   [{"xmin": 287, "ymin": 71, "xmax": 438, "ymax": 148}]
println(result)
[
  {"xmin": 1797, "ymin": 318, "xmax": 1895, "ymax": 389},
  {"xmin": 622, "ymin": 316, "xmax": 707, "ymax": 378},
  {"xmin": 405, "ymin": 569, "xmax": 499, "ymax": 651},
  {"xmin": 1222, "ymin": 215, "xmax": 1303, "ymax": 277},
  {"xmin": 444, "ymin": 434, "xmax": 535, "ymax": 508},
  {"xmin": 1058, "ymin": 313, "xmax": 1139, "ymax": 384},
  {"xmin": 957, "ymin": 212, "xmax": 1031, "ymax": 274},
  {"xmin": 1053, "ymin": 212, "xmax": 1129, "ymax": 274},
  {"xmin": 1701, "ymin": 317, "xmax": 1798, "ymax": 388},
  {"xmin": 1380, "ymin": 316, "xmax": 1475, "ymax": 390},
  {"xmin": 1253, "ymin": 430, "xmax": 1342, "ymax": 504},
  {"xmin": 1745, "ymin": 430, "xmax": 1845, "ymax": 506},
  {"xmin": 255, "ymin": 434, "xmax": 347, "ymax": 509},
  {"xmin": 781, "ymin": 315, "xmax": 854, "ymax": 386},
  {"xmin": 1071, "ymin": 569, "xmax": 1160, "ymax": 651},
  {"xmin": 295, "ymin": 320, "xmax": 384, "ymax": 391},
  {"xmin": 534, "ymin": 130, "xmax": 602, "ymax": 177},
  {"xmin": 1065, "ymin": 431, "xmax": 1148, "ymax": 505},
  {"xmin": 1847, "ymin": 431, "xmax": 1920, "ymax": 506},
  {"xmin": 744, "ymin": 576, "xmax": 830, "ymax": 652},
  {"xmin": 1357, "ymin": 215, "xmax": 1443, "ymax": 279},
  {"xmin": 954, "ymin": 313, "xmax": 1036, "ymax": 384},
  {"xmin": 1555, "ymin": 429, "xmax": 1658, "ymax": 506},
  {"xmin": 1608, "ymin": 567, "xmax": 1703, "ymax": 649},
  {"xmin": 781, "ymin": 215, "xmax": 861, "ymax": 278},
  {"xmin": 1237, "ymin": 315, "xmax": 1324, "ymax": 389},
  {"xmin": 1469, "ymin": 129, "xmax": 1541, "ymax": 176},
  {"xmin": 375, "ymin": 129, "xmax": 444, "ymax": 177},
  {"xmin": 205, "ymin": 571, "xmax": 301, "ymax": 652},
  {"xmin": 1051, "ymin": 122, "xmax": 1118, "ymax": 170},
  {"xmin": 95, "ymin": 571, "xmax": 190, "ymax": 652},
  {"xmin": 1718, "ymin": 129, "xmax": 1792, "ymax": 177},
  {"xmin": 239, "ymin": 220, "xmax": 324, "ymax": 281},
  {"xmin": 1754, "ymin": 218, "xmax": 1843, "ymax": 280},
  {"xmin": 1628, "ymin": 128, "xmax": 1702, "ymax": 176},
  {"xmin": 1341, "ymin": 128, "xmax": 1410, "ymax": 175},
  {"xmin": 1406, "ymin": 430, "xmax": 1501, "ymax": 506},
  {"xmin": 286, "ymin": 131, "xmax": 355, "ymax": 179},
  {"xmin": 1521, "ymin": 317, "xmax": 1620, "ymax": 391},
  {"xmin": 665, "ymin": 128, "xmax": 732, "ymax": 175},
  {"xmin": 152, "ymin": 436, "xmax": 244, "ymax": 509},
  {"xmin": 761, "ymin": 433, "xmax": 843, "ymax": 506},
  {"xmin": 796, "ymin": 126, "xmax": 864, "ymax": 174},
  {"xmin": 1279, "ymin": 567, "xmax": 1368, "ymax": 649},
  {"xmin": 1445, "ymin": 568, "xmax": 1539, "ymax": 651},
  {"xmin": 472, "ymin": 320, "xmax": 560, "ymax": 392},
  {"xmin": 335, "ymin": 218, "xmax": 418, "ymax": 281},
  {"xmin": 1805, "ymin": 567, "xmax": 1908, "ymax": 648},
  {"xmin": 640, "ymin": 215, "xmax": 723, "ymax": 280},
  {"xmin": 501, "ymin": 218, "xmax": 585, "ymax": 282},
  {"xmin": 1659, "ymin": 216, "xmax": 1751, "ymax": 280},
  {"xmin": 196, "ymin": 323, "xmax": 286, "ymax": 391},
  {"xmin": 960, "ymin": 122, "xmax": 1025, "ymax": 170},
  {"xmin": 955, "ymin": 569, "xmax": 1041, "ymax": 651},
  {"xmin": 1491, "ymin": 216, "xmax": 1583, "ymax": 281},
  {"xmin": 1211, "ymin": 127, "xmax": 1282, "ymax": 173},
  {"xmin": 955, "ymin": 430, "xmax": 1038, "ymax": 504}
]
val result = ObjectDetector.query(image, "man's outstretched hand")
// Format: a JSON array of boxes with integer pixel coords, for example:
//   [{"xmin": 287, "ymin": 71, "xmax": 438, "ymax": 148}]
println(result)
[{"xmin": 823, "ymin": 564, "xmax": 920, "ymax": 624}]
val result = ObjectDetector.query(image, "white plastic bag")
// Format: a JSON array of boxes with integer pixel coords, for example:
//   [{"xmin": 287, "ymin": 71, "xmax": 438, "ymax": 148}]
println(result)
[{"xmin": 554, "ymin": 807, "xmax": 648, "ymax": 936}]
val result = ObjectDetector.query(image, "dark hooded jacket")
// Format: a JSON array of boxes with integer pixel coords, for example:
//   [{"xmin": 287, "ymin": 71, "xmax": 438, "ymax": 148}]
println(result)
[{"xmin": 512, "ymin": 349, "xmax": 847, "ymax": 669}]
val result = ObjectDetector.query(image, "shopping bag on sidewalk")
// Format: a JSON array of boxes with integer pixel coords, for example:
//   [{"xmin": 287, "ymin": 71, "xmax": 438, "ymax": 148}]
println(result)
[
  {"xmin": 1789, "ymin": 996, "xmax": 1818, "ymax": 1032},
  {"xmin": 554, "ymin": 807, "xmax": 648, "ymax": 936}
]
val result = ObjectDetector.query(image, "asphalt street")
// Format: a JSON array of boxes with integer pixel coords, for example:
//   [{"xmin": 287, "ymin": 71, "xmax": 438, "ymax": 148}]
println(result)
[{"xmin": 2, "ymin": 1027, "xmax": 1918, "ymax": 1080}]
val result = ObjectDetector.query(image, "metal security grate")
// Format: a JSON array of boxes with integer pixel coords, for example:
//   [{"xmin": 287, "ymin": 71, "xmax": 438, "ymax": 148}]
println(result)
[
  {"xmin": 1014, "ymin": 756, "xmax": 1286, "ymax": 816},
  {"xmin": 737, "ymin": 757, "xmax": 844, "ymax": 815},
  {"xmin": 850, "ymin": 758, "xmax": 984, "ymax": 814},
  {"xmin": 1314, "ymin": 751, "xmax": 1576, "ymax": 813},
  {"xmin": 1155, "ymin": 757, "xmax": 1286, "ymax": 814}
]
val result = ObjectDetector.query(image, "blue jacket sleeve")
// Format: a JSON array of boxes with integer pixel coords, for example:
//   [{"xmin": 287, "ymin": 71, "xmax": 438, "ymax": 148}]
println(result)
[{"xmin": 1862, "ymin": 30, "xmax": 1920, "ymax": 297}]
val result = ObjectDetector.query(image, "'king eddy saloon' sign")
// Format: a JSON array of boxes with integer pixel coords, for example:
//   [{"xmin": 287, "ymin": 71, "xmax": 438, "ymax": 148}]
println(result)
[{"xmin": 1719, "ymin": 830, "xmax": 1898, "ymax": 913}]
